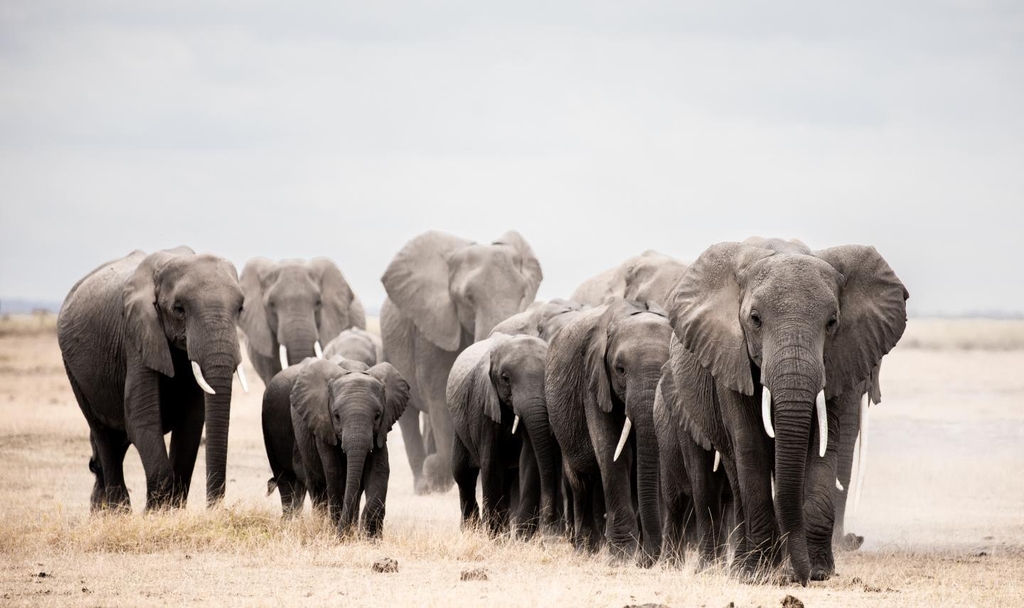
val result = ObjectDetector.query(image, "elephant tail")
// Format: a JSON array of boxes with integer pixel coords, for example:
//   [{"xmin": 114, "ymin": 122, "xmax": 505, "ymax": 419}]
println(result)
[{"xmin": 266, "ymin": 477, "xmax": 278, "ymax": 497}]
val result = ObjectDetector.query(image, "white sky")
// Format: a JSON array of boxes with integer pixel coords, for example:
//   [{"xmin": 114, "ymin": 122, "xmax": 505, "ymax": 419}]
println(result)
[{"xmin": 1, "ymin": 1, "xmax": 1021, "ymax": 315}]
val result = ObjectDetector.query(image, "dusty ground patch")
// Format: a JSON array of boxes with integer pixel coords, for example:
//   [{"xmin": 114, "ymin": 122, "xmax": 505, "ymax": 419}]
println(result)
[{"xmin": 1, "ymin": 318, "xmax": 1022, "ymax": 606}]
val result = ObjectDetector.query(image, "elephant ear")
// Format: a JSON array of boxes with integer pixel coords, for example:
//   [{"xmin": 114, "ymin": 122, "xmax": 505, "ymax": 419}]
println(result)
[
  {"xmin": 447, "ymin": 338, "xmax": 503, "ymax": 431},
  {"xmin": 493, "ymin": 230, "xmax": 544, "ymax": 302},
  {"xmin": 348, "ymin": 295, "xmax": 367, "ymax": 330},
  {"xmin": 584, "ymin": 307, "xmax": 614, "ymax": 414},
  {"xmin": 367, "ymin": 362, "xmax": 410, "ymax": 447},
  {"xmin": 816, "ymin": 245, "xmax": 908, "ymax": 399},
  {"xmin": 123, "ymin": 246, "xmax": 195, "ymax": 377},
  {"xmin": 310, "ymin": 258, "xmax": 356, "ymax": 343},
  {"xmin": 291, "ymin": 359, "xmax": 344, "ymax": 446},
  {"xmin": 381, "ymin": 231, "xmax": 472, "ymax": 351},
  {"xmin": 867, "ymin": 361, "xmax": 882, "ymax": 404},
  {"xmin": 668, "ymin": 242, "xmax": 774, "ymax": 396},
  {"xmin": 239, "ymin": 257, "xmax": 278, "ymax": 358}
]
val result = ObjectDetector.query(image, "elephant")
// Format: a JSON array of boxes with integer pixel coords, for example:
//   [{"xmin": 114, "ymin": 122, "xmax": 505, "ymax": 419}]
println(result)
[
  {"xmin": 545, "ymin": 299, "xmax": 672, "ymax": 566},
  {"xmin": 654, "ymin": 353, "xmax": 731, "ymax": 569},
  {"xmin": 665, "ymin": 236, "xmax": 908, "ymax": 584},
  {"xmin": 262, "ymin": 357, "xmax": 408, "ymax": 535},
  {"xmin": 571, "ymin": 251, "xmax": 688, "ymax": 309},
  {"xmin": 238, "ymin": 257, "xmax": 366, "ymax": 385},
  {"xmin": 57, "ymin": 247, "xmax": 246, "ymax": 510},
  {"xmin": 323, "ymin": 328, "xmax": 384, "ymax": 367},
  {"xmin": 447, "ymin": 333, "xmax": 554, "ymax": 536},
  {"xmin": 380, "ymin": 230, "xmax": 543, "ymax": 493},
  {"xmin": 490, "ymin": 298, "xmax": 585, "ymax": 342}
]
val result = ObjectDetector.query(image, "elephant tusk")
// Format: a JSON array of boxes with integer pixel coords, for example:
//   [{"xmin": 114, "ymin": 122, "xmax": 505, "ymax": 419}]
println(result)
[
  {"xmin": 854, "ymin": 393, "xmax": 870, "ymax": 515},
  {"xmin": 512, "ymin": 415, "xmax": 520, "ymax": 435},
  {"xmin": 236, "ymin": 364, "xmax": 249, "ymax": 394},
  {"xmin": 836, "ymin": 478, "xmax": 844, "ymax": 492},
  {"xmin": 314, "ymin": 341, "xmax": 324, "ymax": 359},
  {"xmin": 713, "ymin": 450, "xmax": 721, "ymax": 473},
  {"xmin": 816, "ymin": 389, "xmax": 828, "ymax": 457},
  {"xmin": 771, "ymin": 473, "xmax": 775, "ymax": 500},
  {"xmin": 613, "ymin": 417, "xmax": 632, "ymax": 462},
  {"xmin": 191, "ymin": 361, "xmax": 216, "ymax": 395},
  {"xmin": 279, "ymin": 344, "xmax": 289, "ymax": 370},
  {"xmin": 761, "ymin": 386, "xmax": 775, "ymax": 438}
]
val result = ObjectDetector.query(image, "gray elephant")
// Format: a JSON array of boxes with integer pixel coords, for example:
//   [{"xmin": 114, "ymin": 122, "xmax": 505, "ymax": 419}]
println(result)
[
  {"xmin": 263, "ymin": 357, "xmax": 408, "ymax": 535},
  {"xmin": 447, "ymin": 333, "xmax": 552, "ymax": 536},
  {"xmin": 572, "ymin": 251, "xmax": 688, "ymax": 308},
  {"xmin": 323, "ymin": 328, "xmax": 383, "ymax": 367},
  {"xmin": 58, "ymin": 247, "xmax": 246, "ymax": 510},
  {"xmin": 380, "ymin": 230, "xmax": 543, "ymax": 493},
  {"xmin": 666, "ymin": 237, "xmax": 908, "ymax": 584},
  {"xmin": 546, "ymin": 299, "xmax": 672, "ymax": 566},
  {"xmin": 239, "ymin": 258, "xmax": 366, "ymax": 385},
  {"xmin": 490, "ymin": 298, "xmax": 585, "ymax": 342}
]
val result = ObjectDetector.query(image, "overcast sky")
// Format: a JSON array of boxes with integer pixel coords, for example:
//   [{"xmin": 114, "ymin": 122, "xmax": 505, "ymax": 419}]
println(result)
[{"xmin": 1, "ymin": 1, "xmax": 1021, "ymax": 316}]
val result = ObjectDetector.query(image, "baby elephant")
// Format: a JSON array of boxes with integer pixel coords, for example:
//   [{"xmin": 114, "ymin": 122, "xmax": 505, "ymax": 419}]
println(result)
[
  {"xmin": 262, "ymin": 357, "xmax": 408, "ymax": 536},
  {"xmin": 447, "ymin": 333, "xmax": 552, "ymax": 536}
]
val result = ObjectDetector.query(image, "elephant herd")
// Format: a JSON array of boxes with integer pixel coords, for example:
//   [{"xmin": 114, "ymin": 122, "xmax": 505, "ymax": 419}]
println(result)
[{"xmin": 56, "ymin": 230, "xmax": 907, "ymax": 585}]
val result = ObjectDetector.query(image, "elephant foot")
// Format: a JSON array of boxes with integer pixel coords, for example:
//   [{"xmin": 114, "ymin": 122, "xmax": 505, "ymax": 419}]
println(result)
[
  {"xmin": 810, "ymin": 565, "xmax": 833, "ymax": 581},
  {"xmin": 834, "ymin": 532, "xmax": 865, "ymax": 551},
  {"xmin": 417, "ymin": 455, "xmax": 454, "ymax": 494}
]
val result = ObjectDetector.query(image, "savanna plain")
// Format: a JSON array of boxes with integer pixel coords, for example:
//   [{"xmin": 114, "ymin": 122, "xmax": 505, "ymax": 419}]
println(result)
[{"xmin": 1, "ymin": 315, "xmax": 1022, "ymax": 607}]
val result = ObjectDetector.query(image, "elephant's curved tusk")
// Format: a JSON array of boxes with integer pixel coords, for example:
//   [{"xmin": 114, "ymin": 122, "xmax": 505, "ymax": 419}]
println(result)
[
  {"xmin": 279, "ymin": 344, "xmax": 289, "ymax": 370},
  {"xmin": 771, "ymin": 473, "xmax": 775, "ymax": 500},
  {"xmin": 816, "ymin": 389, "xmax": 828, "ymax": 457},
  {"xmin": 191, "ymin": 361, "xmax": 216, "ymax": 395},
  {"xmin": 836, "ymin": 478, "xmax": 844, "ymax": 492},
  {"xmin": 236, "ymin": 363, "xmax": 249, "ymax": 394},
  {"xmin": 854, "ymin": 393, "xmax": 870, "ymax": 515},
  {"xmin": 613, "ymin": 417, "xmax": 632, "ymax": 462},
  {"xmin": 713, "ymin": 450, "xmax": 721, "ymax": 473},
  {"xmin": 512, "ymin": 415, "xmax": 520, "ymax": 435},
  {"xmin": 761, "ymin": 386, "xmax": 775, "ymax": 438},
  {"xmin": 314, "ymin": 341, "xmax": 324, "ymax": 359}
]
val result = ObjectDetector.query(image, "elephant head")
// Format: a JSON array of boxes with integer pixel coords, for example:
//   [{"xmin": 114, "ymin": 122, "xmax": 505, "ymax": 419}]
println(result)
[
  {"xmin": 572, "ymin": 251, "xmax": 687, "ymax": 310},
  {"xmin": 290, "ymin": 358, "xmax": 409, "ymax": 533},
  {"xmin": 382, "ymin": 230, "xmax": 543, "ymax": 351},
  {"xmin": 323, "ymin": 328, "xmax": 384, "ymax": 367},
  {"xmin": 239, "ymin": 258, "xmax": 365, "ymax": 372},
  {"xmin": 668, "ymin": 238, "xmax": 908, "ymax": 583},
  {"xmin": 489, "ymin": 298, "xmax": 585, "ymax": 343},
  {"xmin": 122, "ymin": 247, "xmax": 245, "ymax": 504}
]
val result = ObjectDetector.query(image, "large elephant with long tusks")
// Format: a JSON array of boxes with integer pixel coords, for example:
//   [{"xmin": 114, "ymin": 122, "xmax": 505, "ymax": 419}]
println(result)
[
  {"xmin": 380, "ymin": 230, "xmax": 542, "ymax": 494},
  {"xmin": 58, "ymin": 247, "xmax": 247, "ymax": 511},
  {"xmin": 238, "ymin": 257, "xmax": 366, "ymax": 385},
  {"xmin": 666, "ymin": 237, "xmax": 908, "ymax": 584}
]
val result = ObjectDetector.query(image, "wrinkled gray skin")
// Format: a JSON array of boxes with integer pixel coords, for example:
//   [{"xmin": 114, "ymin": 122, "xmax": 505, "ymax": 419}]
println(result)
[
  {"xmin": 490, "ymin": 298, "xmax": 585, "ymax": 342},
  {"xmin": 448, "ymin": 334, "xmax": 552, "ymax": 536},
  {"xmin": 833, "ymin": 362, "xmax": 882, "ymax": 551},
  {"xmin": 58, "ymin": 247, "xmax": 244, "ymax": 510},
  {"xmin": 323, "ymin": 328, "xmax": 383, "ymax": 367},
  {"xmin": 546, "ymin": 299, "xmax": 672, "ymax": 567},
  {"xmin": 572, "ymin": 251, "xmax": 688, "ymax": 309},
  {"xmin": 264, "ymin": 358, "xmax": 408, "ymax": 536},
  {"xmin": 380, "ymin": 230, "xmax": 542, "ymax": 494},
  {"xmin": 667, "ymin": 237, "xmax": 908, "ymax": 584},
  {"xmin": 654, "ymin": 354, "xmax": 730, "ymax": 570},
  {"xmin": 239, "ymin": 258, "xmax": 366, "ymax": 385}
]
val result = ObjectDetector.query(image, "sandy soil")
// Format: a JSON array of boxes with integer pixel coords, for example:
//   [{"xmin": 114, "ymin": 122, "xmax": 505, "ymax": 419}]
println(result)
[{"xmin": 1, "ymin": 320, "xmax": 1022, "ymax": 607}]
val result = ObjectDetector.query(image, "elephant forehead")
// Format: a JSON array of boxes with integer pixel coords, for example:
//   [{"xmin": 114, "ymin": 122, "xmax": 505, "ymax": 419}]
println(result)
[
  {"xmin": 159, "ymin": 256, "xmax": 241, "ymax": 296},
  {"xmin": 493, "ymin": 336, "xmax": 548, "ymax": 369},
  {"xmin": 332, "ymin": 373, "xmax": 383, "ymax": 397},
  {"xmin": 744, "ymin": 255, "xmax": 841, "ymax": 308}
]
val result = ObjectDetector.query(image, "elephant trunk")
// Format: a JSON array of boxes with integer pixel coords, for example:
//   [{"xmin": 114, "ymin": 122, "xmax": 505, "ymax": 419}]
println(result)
[
  {"xmin": 764, "ymin": 330, "xmax": 824, "ymax": 586},
  {"xmin": 518, "ymin": 396, "xmax": 559, "ymax": 532},
  {"xmin": 278, "ymin": 317, "xmax": 319, "ymax": 367},
  {"xmin": 187, "ymin": 313, "xmax": 241, "ymax": 506},
  {"xmin": 629, "ymin": 376, "xmax": 662, "ymax": 567},
  {"xmin": 340, "ymin": 435, "xmax": 371, "ymax": 534}
]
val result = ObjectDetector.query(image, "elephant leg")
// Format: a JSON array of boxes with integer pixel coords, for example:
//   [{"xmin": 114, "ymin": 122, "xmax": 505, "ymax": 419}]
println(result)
[
  {"xmin": 398, "ymin": 405, "xmax": 428, "ymax": 493},
  {"xmin": 317, "ymin": 442, "xmax": 346, "ymax": 531},
  {"xmin": 833, "ymin": 392, "xmax": 863, "ymax": 551},
  {"xmin": 168, "ymin": 396, "xmax": 204, "ymax": 507},
  {"xmin": 361, "ymin": 447, "xmax": 390, "ymax": 539},
  {"xmin": 480, "ymin": 458, "xmax": 509, "ymax": 536},
  {"xmin": 596, "ymin": 450, "xmax": 639, "ymax": 562},
  {"xmin": 90, "ymin": 426, "xmax": 131, "ymax": 512},
  {"xmin": 452, "ymin": 435, "xmax": 480, "ymax": 528},
  {"xmin": 416, "ymin": 341, "xmax": 459, "ymax": 493},
  {"xmin": 124, "ymin": 363, "xmax": 174, "ymax": 510},
  {"xmin": 804, "ymin": 393, "xmax": 846, "ymax": 581},
  {"xmin": 686, "ymin": 443, "xmax": 724, "ymax": 570},
  {"xmin": 659, "ymin": 436, "xmax": 689, "ymax": 567},
  {"xmin": 516, "ymin": 436, "xmax": 541, "ymax": 539}
]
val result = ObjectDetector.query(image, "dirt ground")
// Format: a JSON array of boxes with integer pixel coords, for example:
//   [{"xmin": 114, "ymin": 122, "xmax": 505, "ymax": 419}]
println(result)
[{"xmin": 1, "ymin": 318, "xmax": 1022, "ymax": 607}]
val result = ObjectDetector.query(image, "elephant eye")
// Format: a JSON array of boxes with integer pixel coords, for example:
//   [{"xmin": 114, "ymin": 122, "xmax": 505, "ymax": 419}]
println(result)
[
  {"xmin": 500, "ymin": 372, "xmax": 510, "ymax": 384},
  {"xmin": 314, "ymin": 298, "xmax": 323, "ymax": 309},
  {"xmin": 827, "ymin": 314, "xmax": 838, "ymax": 331},
  {"xmin": 173, "ymin": 302, "xmax": 185, "ymax": 315},
  {"xmin": 615, "ymin": 364, "xmax": 626, "ymax": 375},
  {"xmin": 750, "ymin": 310, "xmax": 762, "ymax": 329}
]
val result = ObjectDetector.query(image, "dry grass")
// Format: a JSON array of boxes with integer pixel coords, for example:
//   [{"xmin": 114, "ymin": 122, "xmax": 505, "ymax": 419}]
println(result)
[
  {"xmin": 0, "ymin": 312, "xmax": 58, "ymax": 337},
  {"xmin": 1, "ymin": 320, "xmax": 1023, "ymax": 606},
  {"xmin": 900, "ymin": 318, "xmax": 1024, "ymax": 351}
]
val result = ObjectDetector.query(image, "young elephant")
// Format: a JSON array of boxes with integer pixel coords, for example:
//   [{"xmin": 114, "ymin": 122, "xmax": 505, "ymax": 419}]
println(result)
[
  {"xmin": 546, "ymin": 299, "xmax": 672, "ymax": 566},
  {"xmin": 447, "ymin": 333, "xmax": 552, "ymax": 536},
  {"xmin": 323, "ymin": 328, "xmax": 384, "ymax": 367},
  {"xmin": 263, "ymin": 358, "xmax": 408, "ymax": 536}
]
